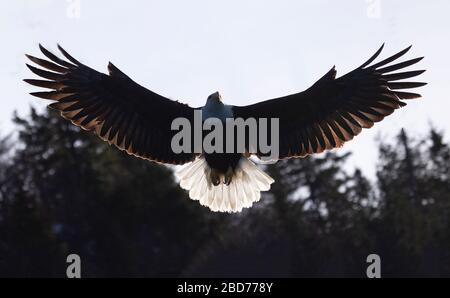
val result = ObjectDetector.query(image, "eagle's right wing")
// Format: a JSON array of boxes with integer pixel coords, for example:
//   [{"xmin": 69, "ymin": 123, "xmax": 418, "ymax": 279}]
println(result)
[
  {"xmin": 232, "ymin": 44, "xmax": 426, "ymax": 160},
  {"xmin": 25, "ymin": 45, "xmax": 198, "ymax": 165}
]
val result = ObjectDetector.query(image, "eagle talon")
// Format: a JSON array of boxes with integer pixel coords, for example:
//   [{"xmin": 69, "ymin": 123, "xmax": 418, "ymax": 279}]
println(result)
[
  {"xmin": 210, "ymin": 170, "xmax": 221, "ymax": 186},
  {"xmin": 224, "ymin": 168, "xmax": 233, "ymax": 185}
]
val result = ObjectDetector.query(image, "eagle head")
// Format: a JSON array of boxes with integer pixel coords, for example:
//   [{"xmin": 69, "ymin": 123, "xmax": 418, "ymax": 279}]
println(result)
[{"xmin": 207, "ymin": 91, "xmax": 222, "ymax": 102}]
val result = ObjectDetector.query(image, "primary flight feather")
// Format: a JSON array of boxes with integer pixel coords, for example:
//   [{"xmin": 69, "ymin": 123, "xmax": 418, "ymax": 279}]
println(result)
[{"xmin": 24, "ymin": 44, "xmax": 426, "ymax": 212}]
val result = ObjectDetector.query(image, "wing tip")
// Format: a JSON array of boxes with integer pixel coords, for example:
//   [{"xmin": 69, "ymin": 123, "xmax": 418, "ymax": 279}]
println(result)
[
  {"xmin": 24, "ymin": 54, "xmax": 43, "ymax": 65},
  {"xmin": 38, "ymin": 43, "xmax": 47, "ymax": 53},
  {"xmin": 25, "ymin": 63, "xmax": 35, "ymax": 71},
  {"xmin": 359, "ymin": 43, "xmax": 385, "ymax": 69},
  {"xmin": 56, "ymin": 43, "xmax": 65, "ymax": 54},
  {"xmin": 404, "ymin": 44, "xmax": 413, "ymax": 52},
  {"xmin": 29, "ymin": 91, "xmax": 50, "ymax": 99}
]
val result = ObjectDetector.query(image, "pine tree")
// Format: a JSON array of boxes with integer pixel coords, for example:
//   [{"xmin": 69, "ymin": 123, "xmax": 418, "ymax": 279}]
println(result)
[{"xmin": 1, "ymin": 108, "xmax": 215, "ymax": 277}]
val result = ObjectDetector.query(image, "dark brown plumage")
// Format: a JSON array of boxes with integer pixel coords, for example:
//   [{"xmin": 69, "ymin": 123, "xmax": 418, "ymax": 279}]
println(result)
[
  {"xmin": 25, "ymin": 44, "xmax": 199, "ymax": 165},
  {"xmin": 232, "ymin": 44, "xmax": 426, "ymax": 159}
]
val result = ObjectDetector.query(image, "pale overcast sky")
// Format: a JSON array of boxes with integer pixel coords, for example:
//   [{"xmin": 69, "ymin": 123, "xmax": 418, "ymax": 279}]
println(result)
[{"xmin": 1, "ymin": 0, "xmax": 449, "ymax": 178}]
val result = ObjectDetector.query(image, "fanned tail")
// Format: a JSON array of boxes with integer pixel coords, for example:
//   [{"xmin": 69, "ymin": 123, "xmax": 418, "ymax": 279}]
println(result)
[{"xmin": 176, "ymin": 157, "xmax": 274, "ymax": 213}]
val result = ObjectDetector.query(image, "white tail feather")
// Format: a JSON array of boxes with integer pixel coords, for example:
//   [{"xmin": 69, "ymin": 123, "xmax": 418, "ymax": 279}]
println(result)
[{"xmin": 176, "ymin": 157, "xmax": 274, "ymax": 213}]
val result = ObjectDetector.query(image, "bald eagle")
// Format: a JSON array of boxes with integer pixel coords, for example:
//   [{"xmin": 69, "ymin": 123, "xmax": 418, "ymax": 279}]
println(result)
[{"xmin": 24, "ymin": 44, "xmax": 425, "ymax": 212}]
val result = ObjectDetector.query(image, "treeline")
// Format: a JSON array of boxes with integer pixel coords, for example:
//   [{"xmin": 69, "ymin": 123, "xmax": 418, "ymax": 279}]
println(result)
[{"xmin": 0, "ymin": 108, "xmax": 449, "ymax": 277}]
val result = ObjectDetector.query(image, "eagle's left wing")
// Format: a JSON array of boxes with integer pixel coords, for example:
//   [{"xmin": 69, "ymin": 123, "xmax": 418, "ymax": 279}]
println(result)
[
  {"xmin": 25, "ymin": 45, "xmax": 199, "ymax": 165},
  {"xmin": 232, "ymin": 44, "xmax": 426, "ymax": 160}
]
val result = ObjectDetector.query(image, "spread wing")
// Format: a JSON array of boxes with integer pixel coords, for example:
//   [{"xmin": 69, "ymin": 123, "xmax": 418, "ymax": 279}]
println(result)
[
  {"xmin": 25, "ymin": 44, "xmax": 198, "ymax": 165},
  {"xmin": 232, "ymin": 44, "xmax": 426, "ymax": 160}
]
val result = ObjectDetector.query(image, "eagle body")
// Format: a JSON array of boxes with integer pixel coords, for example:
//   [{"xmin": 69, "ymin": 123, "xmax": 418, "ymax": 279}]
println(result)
[
  {"xmin": 25, "ymin": 44, "xmax": 426, "ymax": 212},
  {"xmin": 178, "ymin": 92, "xmax": 273, "ymax": 211},
  {"xmin": 201, "ymin": 92, "xmax": 242, "ymax": 180},
  {"xmin": 201, "ymin": 93, "xmax": 244, "ymax": 183}
]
